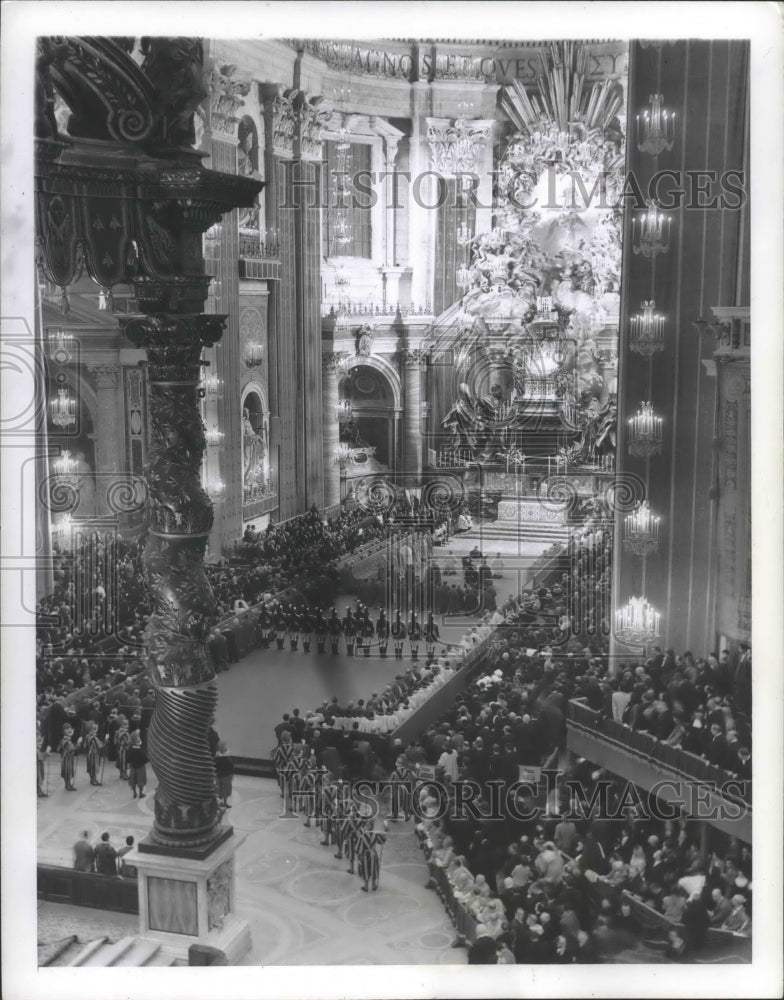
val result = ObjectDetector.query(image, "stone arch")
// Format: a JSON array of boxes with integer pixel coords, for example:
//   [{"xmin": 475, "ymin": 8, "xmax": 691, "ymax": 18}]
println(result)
[{"xmin": 340, "ymin": 354, "xmax": 402, "ymax": 409}]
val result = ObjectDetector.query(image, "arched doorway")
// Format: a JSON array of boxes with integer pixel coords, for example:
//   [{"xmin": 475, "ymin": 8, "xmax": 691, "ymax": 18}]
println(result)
[
  {"xmin": 338, "ymin": 363, "xmax": 395, "ymax": 470},
  {"xmin": 241, "ymin": 387, "xmax": 269, "ymax": 501}
]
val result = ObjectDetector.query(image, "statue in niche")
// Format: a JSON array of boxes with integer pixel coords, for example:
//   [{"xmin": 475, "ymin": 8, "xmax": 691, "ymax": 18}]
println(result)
[
  {"xmin": 441, "ymin": 382, "xmax": 481, "ymax": 456},
  {"xmin": 356, "ymin": 326, "xmax": 374, "ymax": 357},
  {"xmin": 242, "ymin": 408, "xmax": 267, "ymax": 486}
]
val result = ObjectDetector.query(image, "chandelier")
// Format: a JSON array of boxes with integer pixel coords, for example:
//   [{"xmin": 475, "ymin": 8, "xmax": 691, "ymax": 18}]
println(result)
[
  {"xmin": 456, "ymin": 221, "xmax": 473, "ymax": 247},
  {"xmin": 636, "ymin": 94, "xmax": 676, "ymax": 156},
  {"xmin": 456, "ymin": 263, "xmax": 471, "ymax": 289},
  {"xmin": 333, "ymin": 211, "xmax": 351, "ymax": 246},
  {"xmin": 633, "ymin": 200, "xmax": 671, "ymax": 258},
  {"xmin": 206, "ymin": 475, "xmax": 226, "ymax": 498},
  {"xmin": 47, "ymin": 327, "xmax": 74, "ymax": 365},
  {"xmin": 334, "ymin": 442, "xmax": 352, "ymax": 465},
  {"xmin": 203, "ymin": 372, "xmax": 223, "ymax": 397},
  {"xmin": 49, "ymin": 383, "xmax": 77, "ymax": 428},
  {"xmin": 628, "ymin": 402, "xmax": 663, "ymax": 458},
  {"xmin": 53, "ymin": 449, "xmax": 77, "ymax": 480},
  {"xmin": 205, "ymin": 423, "xmax": 224, "ymax": 447},
  {"xmin": 629, "ymin": 300, "xmax": 666, "ymax": 357},
  {"xmin": 623, "ymin": 501, "xmax": 661, "ymax": 555},
  {"xmin": 615, "ymin": 595, "xmax": 661, "ymax": 646},
  {"xmin": 337, "ymin": 399, "xmax": 353, "ymax": 420},
  {"xmin": 243, "ymin": 341, "xmax": 264, "ymax": 367}
]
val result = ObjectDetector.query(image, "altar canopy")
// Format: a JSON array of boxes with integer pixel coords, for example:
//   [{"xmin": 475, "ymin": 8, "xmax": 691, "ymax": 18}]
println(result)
[{"xmin": 428, "ymin": 42, "xmax": 625, "ymax": 474}]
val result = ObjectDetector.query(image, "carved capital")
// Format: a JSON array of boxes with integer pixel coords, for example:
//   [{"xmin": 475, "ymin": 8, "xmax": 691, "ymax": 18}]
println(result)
[
  {"xmin": 402, "ymin": 348, "xmax": 429, "ymax": 368},
  {"xmin": 88, "ymin": 363, "xmax": 120, "ymax": 389},
  {"xmin": 297, "ymin": 96, "xmax": 331, "ymax": 161},
  {"xmin": 322, "ymin": 351, "xmax": 349, "ymax": 374},
  {"xmin": 426, "ymin": 117, "xmax": 494, "ymax": 176},
  {"xmin": 262, "ymin": 85, "xmax": 296, "ymax": 159},
  {"xmin": 207, "ymin": 61, "xmax": 250, "ymax": 137}
]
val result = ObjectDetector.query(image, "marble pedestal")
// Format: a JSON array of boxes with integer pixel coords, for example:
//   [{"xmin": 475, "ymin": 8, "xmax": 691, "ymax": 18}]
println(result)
[{"xmin": 126, "ymin": 830, "xmax": 251, "ymax": 964}]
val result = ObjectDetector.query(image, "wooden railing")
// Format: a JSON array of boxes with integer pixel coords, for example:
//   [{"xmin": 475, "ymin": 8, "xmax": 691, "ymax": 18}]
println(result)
[{"xmin": 37, "ymin": 864, "xmax": 139, "ymax": 914}]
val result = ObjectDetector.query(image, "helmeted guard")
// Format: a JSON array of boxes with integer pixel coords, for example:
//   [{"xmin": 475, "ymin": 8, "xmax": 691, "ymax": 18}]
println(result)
[
  {"xmin": 58, "ymin": 723, "xmax": 78, "ymax": 791},
  {"xmin": 343, "ymin": 607, "xmax": 356, "ymax": 656},
  {"xmin": 84, "ymin": 720, "xmax": 104, "ymax": 786},
  {"xmin": 287, "ymin": 606, "xmax": 301, "ymax": 651},
  {"xmin": 376, "ymin": 609, "xmax": 390, "ymax": 658},
  {"xmin": 357, "ymin": 818, "xmax": 386, "ymax": 892},
  {"xmin": 274, "ymin": 605, "xmax": 288, "ymax": 650},
  {"xmin": 319, "ymin": 777, "xmax": 340, "ymax": 846},
  {"xmin": 115, "ymin": 717, "xmax": 130, "ymax": 780},
  {"xmin": 391, "ymin": 610, "xmax": 406, "ymax": 660},
  {"xmin": 332, "ymin": 784, "xmax": 351, "ymax": 860},
  {"xmin": 387, "ymin": 755, "xmax": 415, "ymax": 821},
  {"xmin": 301, "ymin": 608, "xmax": 314, "ymax": 653},
  {"xmin": 360, "ymin": 608, "xmax": 375, "ymax": 657},
  {"xmin": 273, "ymin": 731, "xmax": 299, "ymax": 814},
  {"xmin": 258, "ymin": 604, "xmax": 272, "ymax": 648},
  {"xmin": 315, "ymin": 610, "xmax": 328, "ymax": 654},
  {"xmin": 343, "ymin": 804, "xmax": 363, "ymax": 874},
  {"xmin": 328, "ymin": 607, "xmax": 342, "ymax": 654},
  {"xmin": 424, "ymin": 612, "xmax": 440, "ymax": 663},
  {"xmin": 408, "ymin": 611, "xmax": 422, "ymax": 661}
]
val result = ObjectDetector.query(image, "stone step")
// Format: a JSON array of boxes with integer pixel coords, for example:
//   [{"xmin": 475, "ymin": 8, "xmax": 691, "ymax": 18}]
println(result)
[
  {"xmin": 81, "ymin": 936, "xmax": 137, "ymax": 967},
  {"xmin": 68, "ymin": 936, "xmax": 109, "ymax": 966},
  {"xmin": 113, "ymin": 938, "xmax": 162, "ymax": 967},
  {"xmin": 143, "ymin": 945, "xmax": 179, "ymax": 967}
]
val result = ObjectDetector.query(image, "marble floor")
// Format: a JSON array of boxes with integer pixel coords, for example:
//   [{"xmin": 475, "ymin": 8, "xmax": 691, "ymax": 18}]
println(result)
[
  {"xmin": 214, "ymin": 535, "xmax": 550, "ymax": 761},
  {"xmin": 37, "ymin": 771, "xmax": 466, "ymax": 966}
]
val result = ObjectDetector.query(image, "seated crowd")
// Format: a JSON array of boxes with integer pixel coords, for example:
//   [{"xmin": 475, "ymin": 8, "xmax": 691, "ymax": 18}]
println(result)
[{"xmin": 410, "ymin": 639, "xmax": 752, "ymax": 964}]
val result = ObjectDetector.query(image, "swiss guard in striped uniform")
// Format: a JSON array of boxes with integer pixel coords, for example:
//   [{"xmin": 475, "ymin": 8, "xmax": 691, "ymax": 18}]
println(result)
[
  {"xmin": 424, "ymin": 612, "xmax": 440, "ymax": 663},
  {"xmin": 328, "ymin": 608, "xmax": 342, "ymax": 655},
  {"xmin": 357, "ymin": 818, "xmax": 386, "ymax": 892},
  {"xmin": 343, "ymin": 607, "xmax": 356, "ymax": 656},
  {"xmin": 273, "ymin": 731, "xmax": 299, "ymax": 810},
  {"xmin": 376, "ymin": 609, "xmax": 390, "ymax": 658},
  {"xmin": 84, "ymin": 720, "xmax": 104, "ymax": 786},
  {"xmin": 287, "ymin": 606, "xmax": 301, "ymax": 651},
  {"xmin": 332, "ymin": 785, "xmax": 351, "ymax": 861},
  {"xmin": 387, "ymin": 755, "xmax": 415, "ymax": 822},
  {"xmin": 301, "ymin": 608, "xmax": 314, "ymax": 653},
  {"xmin": 360, "ymin": 608, "xmax": 375, "ymax": 657},
  {"xmin": 257, "ymin": 604, "xmax": 271, "ymax": 648},
  {"xmin": 343, "ymin": 804, "xmax": 363, "ymax": 874},
  {"xmin": 408, "ymin": 611, "xmax": 422, "ymax": 661},
  {"xmin": 315, "ymin": 610, "xmax": 328, "ymax": 654},
  {"xmin": 391, "ymin": 610, "xmax": 406, "ymax": 660},
  {"xmin": 274, "ymin": 605, "xmax": 288, "ymax": 650},
  {"xmin": 58, "ymin": 723, "xmax": 79, "ymax": 791},
  {"xmin": 319, "ymin": 777, "xmax": 340, "ymax": 846},
  {"xmin": 115, "ymin": 716, "xmax": 130, "ymax": 781},
  {"xmin": 299, "ymin": 754, "xmax": 322, "ymax": 828}
]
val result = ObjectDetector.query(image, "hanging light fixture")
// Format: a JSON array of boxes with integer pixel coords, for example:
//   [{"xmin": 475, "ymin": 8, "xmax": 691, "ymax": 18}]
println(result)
[
  {"xmin": 623, "ymin": 501, "xmax": 661, "ymax": 555},
  {"xmin": 205, "ymin": 423, "xmax": 224, "ymax": 447},
  {"xmin": 633, "ymin": 200, "xmax": 671, "ymax": 258},
  {"xmin": 334, "ymin": 442, "xmax": 352, "ymax": 465},
  {"xmin": 243, "ymin": 341, "xmax": 264, "ymax": 367},
  {"xmin": 615, "ymin": 595, "xmax": 661, "ymax": 645},
  {"xmin": 47, "ymin": 327, "xmax": 74, "ymax": 365},
  {"xmin": 629, "ymin": 300, "xmax": 666, "ymax": 358},
  {"xmin": 628, "ymin": 402, "xmax": 663, "ymax": 458},
  {"xmin": 636, "ymin": 94, "xmax": 676, "ymax": 156},
  {"xmin": 456, "ymin": 221, "xmax": 473, "ymax": 247},
  {"xmin": 53, "ymin": 449, "xmax": 78, "ymax": 480},
  {"xmin": 455, "ymin": 263, "xmax": 471, "ymax": 289},
  {"xmin": 206, "ymin": 475, "xmax": 226, "ymax": 498},
  {"xmin": 203, "ymin": 372, "xmax": 223, "ymax": 397},
  {"xmin": 337, "ymin": 399, "xmax": 352, "ymax": 420},
  {"xmin": 49, "ymin": 379, "xmax": 77, "ymax": 428}
]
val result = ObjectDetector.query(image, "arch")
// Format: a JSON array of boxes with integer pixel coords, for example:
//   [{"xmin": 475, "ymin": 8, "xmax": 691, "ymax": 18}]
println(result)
[{"xmin": 340, "ymin": 354, "xmax": 402, "ymax": 409}]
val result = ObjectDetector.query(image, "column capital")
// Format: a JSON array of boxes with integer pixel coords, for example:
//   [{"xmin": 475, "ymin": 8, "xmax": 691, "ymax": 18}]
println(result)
[
  {"xmin": 322, "ymin": 350, "xmax": 349, "ymax": 373},
  {"xmin": 88, "ymin": 363, "xmax": 120, "ymax": 388},
  {"xmin": 401, "ymin": 347, "xmax": 430, "ymax": 368}
]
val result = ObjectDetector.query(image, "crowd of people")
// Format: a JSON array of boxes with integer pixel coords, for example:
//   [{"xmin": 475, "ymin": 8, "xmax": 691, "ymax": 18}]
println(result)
[
  {"xmin": 71, "ymin": 830, "xmax": 138, "ymax": 878},
  {"xmin": 409, "ymin": 639, "xmax": 753, "ymax": 964}
]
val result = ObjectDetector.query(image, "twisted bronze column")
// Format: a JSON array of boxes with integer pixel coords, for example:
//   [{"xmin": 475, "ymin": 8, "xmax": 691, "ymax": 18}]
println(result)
[{"xmin": 122, "ymin": 312, "xmax": 227, "ymax": 850}]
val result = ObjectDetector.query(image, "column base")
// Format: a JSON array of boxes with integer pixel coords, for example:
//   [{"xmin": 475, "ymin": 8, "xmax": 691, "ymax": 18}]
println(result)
[{"xmin": 127, "ymin": 830, "xmax": 251, "ymax": 965}]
